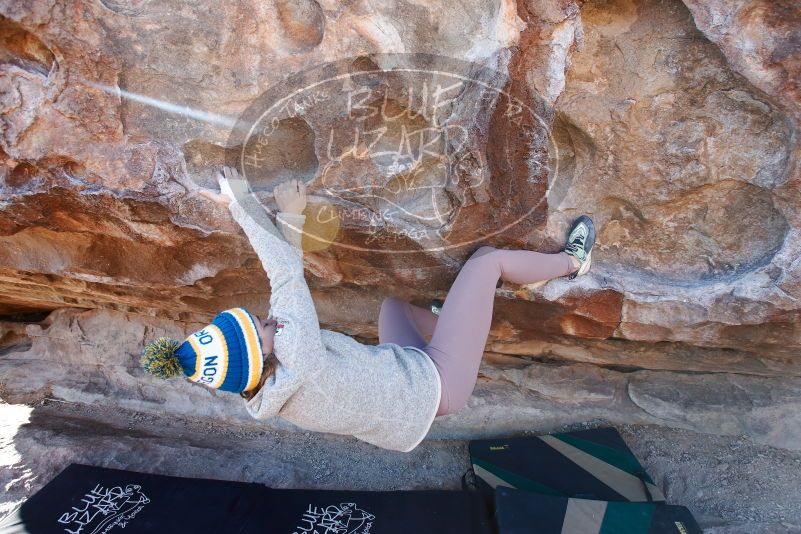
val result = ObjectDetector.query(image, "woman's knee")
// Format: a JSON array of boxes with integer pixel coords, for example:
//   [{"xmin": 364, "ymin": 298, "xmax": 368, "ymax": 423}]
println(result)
[
  {"xmin": 379, "ymin": 296, "xmax": 406, "ymax": 327},
  {"xmin": 379, "ymin": 297, "xmax": 399, "ymax": 343},
  {"xmin": 470, "ymin": 245, "xmax": 497, "ymax": 261},
  {"xmin": 379, "ymin": 296, "xmax": 399, "ymax": 320}
]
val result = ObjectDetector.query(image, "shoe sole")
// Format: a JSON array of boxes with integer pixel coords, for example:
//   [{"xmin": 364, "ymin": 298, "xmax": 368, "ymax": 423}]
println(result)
[{"xmin": 576, "ymin": 249, "xmax": 592, "ymax": 276}]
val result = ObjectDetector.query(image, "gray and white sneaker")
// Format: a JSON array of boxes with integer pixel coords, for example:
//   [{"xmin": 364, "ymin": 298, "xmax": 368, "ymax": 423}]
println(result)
[{"xmin": 563, "ymin": 215, "xmax": 596, "ymax": 280}]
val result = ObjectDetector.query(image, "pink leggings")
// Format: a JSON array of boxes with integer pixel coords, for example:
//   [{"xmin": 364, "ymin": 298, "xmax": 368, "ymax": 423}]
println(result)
[{"xmin": 378, "ymin": 246, "xmax": 575, "ymax": 416}]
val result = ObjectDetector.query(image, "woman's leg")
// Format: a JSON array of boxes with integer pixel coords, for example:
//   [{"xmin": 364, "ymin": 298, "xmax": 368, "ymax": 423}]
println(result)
[
  {"xmin": 378, "ymin": 296, "xmax": 439, "ymax": 349},
  {"xmin": 423, "ymin": 246, "xmax": 576, "ymax": 416}
]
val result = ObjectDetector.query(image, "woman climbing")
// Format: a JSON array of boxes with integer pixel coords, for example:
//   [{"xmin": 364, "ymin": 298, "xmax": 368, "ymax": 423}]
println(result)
[{"xmin": 141, "ymin": 166, "xmax": 595, "ymax": 452}]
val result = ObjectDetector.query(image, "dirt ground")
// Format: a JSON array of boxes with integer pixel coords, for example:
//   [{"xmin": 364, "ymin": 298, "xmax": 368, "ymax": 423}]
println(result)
[{"xmin": 1, "ymin": 400, "xmax": 800, "ymax": 533}]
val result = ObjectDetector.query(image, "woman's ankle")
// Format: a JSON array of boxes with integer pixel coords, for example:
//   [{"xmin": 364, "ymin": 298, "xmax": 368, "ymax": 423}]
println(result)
[{"xmin": 565, "ymin": 252, "xmax": 580, "ymax": 274}]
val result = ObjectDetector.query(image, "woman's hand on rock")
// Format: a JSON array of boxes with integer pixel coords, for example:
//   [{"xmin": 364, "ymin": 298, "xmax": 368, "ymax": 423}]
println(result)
[
  {"xmin": 274, "ymin": 179, "xmax": 307, "ymax": 214},
  {"xmin": 198, "ymin": 166, "xmax": 250, "ymax": 207},
  {"xmin": 199, "ymin": 169, "xmax": 306, "ymax": 214}
]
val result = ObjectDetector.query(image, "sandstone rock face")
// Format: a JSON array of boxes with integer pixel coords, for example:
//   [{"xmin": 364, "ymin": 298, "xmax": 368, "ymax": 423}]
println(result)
[
  {"xmin": 1, "ymin": 0, "xmax": 800, "ymax": 457},
  {"xmin": 0, "ymin": 0, "xmax": 796, "ymax": 353}
]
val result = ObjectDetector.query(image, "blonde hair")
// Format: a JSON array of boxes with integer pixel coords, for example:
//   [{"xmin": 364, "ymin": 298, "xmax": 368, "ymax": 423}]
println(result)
[{"xmin": 240, "ymin": 352, "xmax": 278, "ymax": 401}]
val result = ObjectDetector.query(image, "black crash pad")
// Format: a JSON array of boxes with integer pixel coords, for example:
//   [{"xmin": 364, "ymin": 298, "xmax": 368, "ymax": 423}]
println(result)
[{"xmin": 0, "ymin": 464, "xmax": 494, "ymax": 534}]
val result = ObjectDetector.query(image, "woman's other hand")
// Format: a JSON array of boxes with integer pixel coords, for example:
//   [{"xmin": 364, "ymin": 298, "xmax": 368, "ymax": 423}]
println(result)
[
  {"xmin": 274, "ymin": 179, "xmax": 307, "ymax": 214},
  {"xmin": 254, "ymin": 315, "xmax": 277, "ymax": 355},
  {"xmin": 241, "ymin": 315, "xmax": 278, "ymax": 401}
]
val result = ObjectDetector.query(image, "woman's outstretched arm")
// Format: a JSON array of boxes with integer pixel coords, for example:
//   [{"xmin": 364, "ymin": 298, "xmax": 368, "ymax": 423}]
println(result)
[{"xmin": 202, "ymin": 167, "xmax": 325, "ymax": 376}]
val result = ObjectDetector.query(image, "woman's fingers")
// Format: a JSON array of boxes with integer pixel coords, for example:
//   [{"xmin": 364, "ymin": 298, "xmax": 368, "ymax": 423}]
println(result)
[
  {"xmin": 198, "ymin": 188, "xmax": 230, "ymax": 206},
  {"xmin": 271, "ymin": 179, "xmax": 306, "ymax": 214},
  {"xmin": 279, "ymin": 179, "xmax": 304, "ymax": 194}
]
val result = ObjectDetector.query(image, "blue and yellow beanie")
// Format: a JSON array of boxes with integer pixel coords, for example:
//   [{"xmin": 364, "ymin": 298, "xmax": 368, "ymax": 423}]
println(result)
[{"xmin": 141, "ymin": 308, "xmax": 264, "ymax": 393}]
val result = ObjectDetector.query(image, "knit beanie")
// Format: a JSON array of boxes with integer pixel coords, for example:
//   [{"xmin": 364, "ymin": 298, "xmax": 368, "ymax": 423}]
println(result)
[{"xmin": 141, "ymin": 308, "xmax": 264, "ymax": 393}]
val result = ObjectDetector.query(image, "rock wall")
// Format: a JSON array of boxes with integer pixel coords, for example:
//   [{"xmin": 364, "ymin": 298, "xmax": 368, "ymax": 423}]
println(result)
[
  {"xmin": 1, "ymin": 0, "xmax": 800, "ymax": 448},
  {"xmin": 2, "ymin": 307, "xmax": 800, "ymax": 451}
]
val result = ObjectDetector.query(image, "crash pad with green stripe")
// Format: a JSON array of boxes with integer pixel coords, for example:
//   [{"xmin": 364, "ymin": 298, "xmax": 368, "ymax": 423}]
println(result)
[
  {"xmin": 494, "ymin": 488, "xmax": 702, "ymax": 534},
  {"xmin": 468, "ymin": 427, "xmax": 664, "ymax": 505}
]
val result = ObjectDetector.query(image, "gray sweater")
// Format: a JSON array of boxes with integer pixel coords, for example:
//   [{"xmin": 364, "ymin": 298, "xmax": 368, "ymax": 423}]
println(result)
[{"xmin": 229, "ymin": 195, "xmax": 442, "ymax": 452}]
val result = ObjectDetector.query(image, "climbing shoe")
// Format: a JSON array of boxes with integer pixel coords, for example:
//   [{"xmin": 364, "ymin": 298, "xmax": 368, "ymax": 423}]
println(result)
[{"xmin": 563, "ymin": 215, "xmax": 595, "ymax": 280}]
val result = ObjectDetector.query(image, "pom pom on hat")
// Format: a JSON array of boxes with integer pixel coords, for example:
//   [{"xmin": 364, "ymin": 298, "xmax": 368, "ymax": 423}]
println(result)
[{"xmin": 141, "ymin": 337, "xmax": 184, "ymax": 379}]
